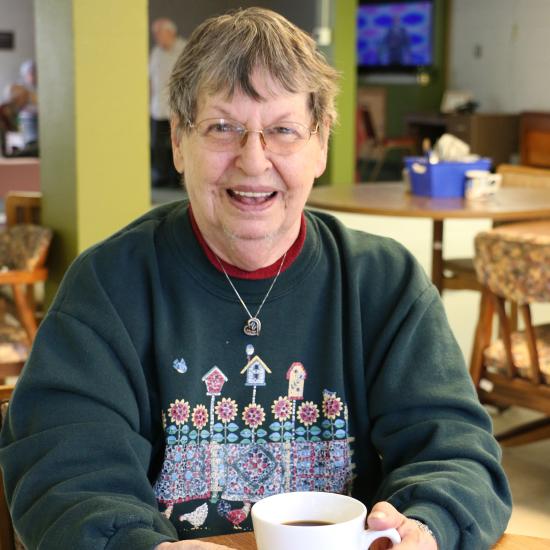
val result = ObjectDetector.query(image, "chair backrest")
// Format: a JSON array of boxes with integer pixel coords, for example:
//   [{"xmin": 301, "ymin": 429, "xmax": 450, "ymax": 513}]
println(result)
[
  {"xmin": 0, "ymin": 385, "xmax": 16, "ymax": 550},
  {"xmin": 497, "ymin": 164, "xmax": 550, "ymax": 189},
  {"xmin": 5, "ymin": 192, "xmax": 42, "ymax": 228},
  {"xmin": 357, "ymin": 86, "xmax": 386, "ymax": 141}
]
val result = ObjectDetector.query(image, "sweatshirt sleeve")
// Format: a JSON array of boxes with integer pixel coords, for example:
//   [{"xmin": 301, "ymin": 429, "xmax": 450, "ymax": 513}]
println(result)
[
  {"xmin": 0, "ymin": 256, "xmax": 178, "ymax": 549},
  {"xmin": 367, "ymin": 282, "xmax": 512, "ymax": 550}
]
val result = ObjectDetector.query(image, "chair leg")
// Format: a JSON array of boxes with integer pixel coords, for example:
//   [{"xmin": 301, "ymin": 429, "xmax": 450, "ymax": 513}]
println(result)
[
  {"xmin": 470, "ymin": 288, "xmax": 494, "ymax": 386},
  {"xmin": 368, "ymin": 151, "xmax": 386, "ymax": 182},
  {"xmin": 12, "ymin": 284, "xmax": 37, "ymax": 342},
  {"xmin": 497, "ymin": 417, "xmax": 550, "ymax": 447}
]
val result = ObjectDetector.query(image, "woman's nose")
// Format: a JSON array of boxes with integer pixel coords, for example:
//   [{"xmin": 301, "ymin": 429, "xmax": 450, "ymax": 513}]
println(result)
[{"xmin": 235, "ymin": 131, "xmax": 272, "ymax": 175}]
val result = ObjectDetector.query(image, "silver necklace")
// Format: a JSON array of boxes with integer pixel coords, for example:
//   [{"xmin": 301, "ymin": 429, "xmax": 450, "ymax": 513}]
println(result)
[{"xmin": 215, "ymin": 252, "xmax": 287, "ymax": 336}]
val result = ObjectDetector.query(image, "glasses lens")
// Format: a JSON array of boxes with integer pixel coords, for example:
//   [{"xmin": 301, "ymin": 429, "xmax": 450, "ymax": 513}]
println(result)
[
  {"xmin": 264, "ymin": 122, "xmax": 310, "ymax": 155},
  {"xmin": 195, "ymin": 118, "xmax": 244, "ymax": 151},
  {"xmin": 193, "ymin": 119, "xmax": 314, "ymax": 155}
]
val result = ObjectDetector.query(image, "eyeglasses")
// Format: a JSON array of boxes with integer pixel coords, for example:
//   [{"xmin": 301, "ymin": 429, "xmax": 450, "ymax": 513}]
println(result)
[{"xmin": 188, "ymin": 118, "xmax": 319, "ymax": 156}]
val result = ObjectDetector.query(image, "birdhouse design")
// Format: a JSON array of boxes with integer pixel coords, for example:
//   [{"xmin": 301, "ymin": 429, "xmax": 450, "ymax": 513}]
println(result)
[
  {"xmin": 202, "ymin": 366, "xmax": 228, "ymax": 396},
  {"xmin": 286, "ymin": 362, "xmax": 307, "ymax": 400},
  {"xmin": 240, "ymin": 355, "xmax": 271, "ymax": 386}
]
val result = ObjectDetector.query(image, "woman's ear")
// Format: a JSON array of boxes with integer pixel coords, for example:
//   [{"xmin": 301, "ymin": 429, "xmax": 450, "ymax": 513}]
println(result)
[{"xmin": 171, "ymin": 116, "xmax": 185, "ymax": 173}]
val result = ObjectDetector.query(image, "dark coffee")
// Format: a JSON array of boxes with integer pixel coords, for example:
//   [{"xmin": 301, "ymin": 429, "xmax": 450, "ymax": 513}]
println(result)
[{"xmin": 283, "ymin": 520, "xmax": 334, "ymax": 527}]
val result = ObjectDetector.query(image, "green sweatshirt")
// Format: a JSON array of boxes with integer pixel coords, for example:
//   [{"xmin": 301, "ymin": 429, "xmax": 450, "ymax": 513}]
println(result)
[{"xmin": 0, "ymin": 201, "xmax": 511, "ymax": 549}]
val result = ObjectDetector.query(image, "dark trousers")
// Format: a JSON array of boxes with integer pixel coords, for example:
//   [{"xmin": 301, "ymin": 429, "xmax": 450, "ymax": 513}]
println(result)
[{"xmin": 150, "ymin": 118, "xmax": 181, "ymax": 188}]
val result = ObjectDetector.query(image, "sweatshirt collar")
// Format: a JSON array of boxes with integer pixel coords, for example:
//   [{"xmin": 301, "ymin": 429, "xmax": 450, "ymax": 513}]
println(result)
[{"xmin": 188, "ymin": 206, "xmax": 306, "ymax": 280}]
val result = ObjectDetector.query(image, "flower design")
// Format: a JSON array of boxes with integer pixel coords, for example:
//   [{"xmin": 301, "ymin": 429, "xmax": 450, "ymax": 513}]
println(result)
[
  {"xmin": 168, "ymin": 399, "xmax": 190, "ymax": 426},
  {"xmin": 271, "ymin": 396, "xmax": 292, "ymax": 422},
  {"xmin": 323, "ymin": 395, "xmax": 343, "ymax": 419},
  {"xmin": 215, "ymin": 398, "xmax": 238, "ymax": 424},
  {"xmin": 297, "ymin": 401, "xmax": 319, "ymax": 427},
  {"xmin": 191, "ymin": 404, "xmax": 209, "ymax": 430},
  {"xmin": 242, "ymin": 403, "xmax": 266, "ymax": 429}
]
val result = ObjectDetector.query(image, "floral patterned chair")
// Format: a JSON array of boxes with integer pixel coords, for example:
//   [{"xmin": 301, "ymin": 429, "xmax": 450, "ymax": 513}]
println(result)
[
  {"xmin": 471, "ymin": 220, "xmax": 550, "ymax": 446},
  {"xmin": 0, "ymin": 224, "xmax": 52, "ymax": 384}
]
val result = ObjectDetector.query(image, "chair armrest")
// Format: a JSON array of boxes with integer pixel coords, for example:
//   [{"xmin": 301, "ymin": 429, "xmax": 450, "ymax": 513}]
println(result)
[{"xmin": 0, "ymin": 267, "xmax": 48, "ymax": 284}]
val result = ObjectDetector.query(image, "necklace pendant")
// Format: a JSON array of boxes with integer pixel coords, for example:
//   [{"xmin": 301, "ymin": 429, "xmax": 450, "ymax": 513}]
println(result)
[{"xmin": 244, "ymin": 317, "xmax": 261, "ymax": 336}]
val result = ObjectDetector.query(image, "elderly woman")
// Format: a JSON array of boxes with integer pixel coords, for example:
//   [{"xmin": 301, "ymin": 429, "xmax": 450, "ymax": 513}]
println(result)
[{"xmin": 0, "ymin": 8, "xmax": 510, "ymax": 550}]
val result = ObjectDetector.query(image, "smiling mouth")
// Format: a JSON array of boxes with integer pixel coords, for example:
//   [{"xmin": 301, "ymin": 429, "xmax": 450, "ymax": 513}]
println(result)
[{"xmin": 227, "ymin": 189, "xmax": 277, "ymax": 205}]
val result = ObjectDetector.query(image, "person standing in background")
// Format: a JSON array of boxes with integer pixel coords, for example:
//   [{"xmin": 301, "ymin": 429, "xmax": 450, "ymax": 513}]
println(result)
[
  {"xmin": 150, "ymin": 18, "xmax": 186, "ymax": 188},
  {"xmin": 16, "ymin": 59, "xmax": 39, "ymax": 156}
]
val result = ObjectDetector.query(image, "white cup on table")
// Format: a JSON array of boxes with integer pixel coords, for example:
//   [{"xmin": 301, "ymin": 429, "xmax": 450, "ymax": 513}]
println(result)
[
  {"xmin": 465, "ymin": 170, "xmax": 502, "ymax": 200},
  {"xmin": 251, "ymin": 491, "xmax": 401, "ymax": 550}
]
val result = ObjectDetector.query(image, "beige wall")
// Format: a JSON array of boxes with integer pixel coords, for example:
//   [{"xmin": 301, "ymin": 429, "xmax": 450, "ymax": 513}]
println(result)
[{"xmin": 449, "ymin": 0, "xmax": 550, "ymax": 112}]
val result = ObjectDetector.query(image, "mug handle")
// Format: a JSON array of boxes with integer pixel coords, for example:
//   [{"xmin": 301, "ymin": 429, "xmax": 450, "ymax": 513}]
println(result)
[{"xmin": 363, "ymin": 527, "xmax": 401, "ymax": 548}]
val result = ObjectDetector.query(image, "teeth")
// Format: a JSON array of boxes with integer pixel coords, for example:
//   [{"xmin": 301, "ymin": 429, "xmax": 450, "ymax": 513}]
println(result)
[{"xmin": 232, "ymin": 190, "xmax": 273, "ymax": 198}]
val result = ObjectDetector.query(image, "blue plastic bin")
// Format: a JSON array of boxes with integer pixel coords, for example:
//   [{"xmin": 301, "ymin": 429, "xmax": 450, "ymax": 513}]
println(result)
[{"xmin": 404, "ymin": 157, "xmax": 492, "ymax": 198}]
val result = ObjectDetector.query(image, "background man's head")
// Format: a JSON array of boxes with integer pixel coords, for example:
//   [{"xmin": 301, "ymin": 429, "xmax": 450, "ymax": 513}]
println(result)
[{"xmin": 152, "ymin": 18, "xmax": 178, "ymax": 50}]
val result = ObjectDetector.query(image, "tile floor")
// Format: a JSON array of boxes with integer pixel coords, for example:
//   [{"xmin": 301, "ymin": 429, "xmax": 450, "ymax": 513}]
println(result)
[{"xmin": 156, "ymin": 187, "xmax": 550, "ymax": 537}]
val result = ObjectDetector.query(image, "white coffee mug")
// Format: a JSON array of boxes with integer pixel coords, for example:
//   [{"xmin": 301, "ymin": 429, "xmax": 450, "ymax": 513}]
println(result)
[
  {"xmin": 251, "ymin": 491, "xmax": 401, "ymax": 550},
  {"xmin": 465, "ymin": 170, "xmax": 502, "ymax": 200}
]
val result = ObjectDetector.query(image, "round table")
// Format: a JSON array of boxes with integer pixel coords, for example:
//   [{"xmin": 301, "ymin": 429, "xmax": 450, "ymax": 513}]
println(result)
[
  {"xmin": 307, "ymin": 182, "xmax": 550, "ymax": 292},
  {"xmin": 200, "ymin": 531, "xmax": 550, "ymax": 549}
]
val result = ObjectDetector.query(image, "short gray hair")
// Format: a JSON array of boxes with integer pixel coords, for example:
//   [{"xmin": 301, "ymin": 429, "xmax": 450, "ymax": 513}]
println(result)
[
  {"xmin": 152, "ymin": 18, "xmax": 177, "ymax": 34},
  {"xmin": 169, "ymin": 7, "xmax": 340, "ymax": 134}
]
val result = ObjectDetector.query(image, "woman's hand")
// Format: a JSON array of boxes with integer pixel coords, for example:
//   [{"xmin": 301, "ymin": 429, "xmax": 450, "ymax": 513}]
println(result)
[
  {"xmin": 367, "ymin": 501, "xmax": 438, "ymax": 550},
  {"xmin": 155, "ymin": 541, "xmax": 233, "ymax": 549}
]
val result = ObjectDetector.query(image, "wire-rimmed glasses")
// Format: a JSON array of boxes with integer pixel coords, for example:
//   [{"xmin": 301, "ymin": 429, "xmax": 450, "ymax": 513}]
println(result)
[{"xmin": 188, "ymin": 118, "xmax": 319, "ymax": 156}]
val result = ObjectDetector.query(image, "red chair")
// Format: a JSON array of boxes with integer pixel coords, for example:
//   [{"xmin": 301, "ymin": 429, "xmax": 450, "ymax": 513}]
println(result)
[{"xmin": 356, "ymin": 106, "xmax": 415, "ymax": 182}]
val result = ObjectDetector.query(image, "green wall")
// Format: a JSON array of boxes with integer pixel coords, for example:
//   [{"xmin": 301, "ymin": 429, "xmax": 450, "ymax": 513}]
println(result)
[
  {"xmin": 35, "ymin": 0, "xmax": 150, "ymax": 296},
  {"xmin": 326, "ymin": 0, "xmax": 358, "ymax": 186}
]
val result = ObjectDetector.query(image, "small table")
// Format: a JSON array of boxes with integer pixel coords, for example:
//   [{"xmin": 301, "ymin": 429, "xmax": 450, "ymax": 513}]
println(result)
[
  {"xmin": 199, "ymin": 531, "xmax": 550, "ymax": 549},
  {"xmin": 307, "ymin": 182, "xmax": 550, "ymax": 293}
]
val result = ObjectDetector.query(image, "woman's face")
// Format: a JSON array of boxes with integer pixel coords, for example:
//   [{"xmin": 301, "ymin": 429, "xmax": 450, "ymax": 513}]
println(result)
[{"xmin": 171, "ymin": 72, "xmax": 328, "ymax": 267}]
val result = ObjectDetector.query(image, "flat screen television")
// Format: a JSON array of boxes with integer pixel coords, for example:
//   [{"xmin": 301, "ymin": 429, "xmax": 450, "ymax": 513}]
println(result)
[{"xmin": 357, "ymin": 1, "xmax": 434, "ymax": 72}]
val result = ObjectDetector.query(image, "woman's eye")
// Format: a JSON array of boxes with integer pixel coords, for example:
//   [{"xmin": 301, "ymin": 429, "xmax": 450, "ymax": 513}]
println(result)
[
  {"xmin": 210, "ymin": 123, "xmax": 234, "ymax": 133},
  {"xmin": 272, "ymin": 126, "xmax": 295, "ymax": 135}
]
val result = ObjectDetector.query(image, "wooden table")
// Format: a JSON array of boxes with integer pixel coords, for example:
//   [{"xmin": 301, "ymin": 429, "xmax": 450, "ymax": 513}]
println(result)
[
  {"xmin": 200, "ymin": 531, "xmax": 550, "ymax": 549},
  {"xmin": 307, "ymin": 182, "xmax": 550, "ymax": 293}
]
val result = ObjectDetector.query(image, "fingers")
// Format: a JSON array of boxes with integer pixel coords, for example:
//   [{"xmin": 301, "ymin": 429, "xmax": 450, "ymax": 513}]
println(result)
[
  {"xmin": 367, "ymin": 503, "xmax": 438, "ymax": 549},
  {"xmin": 367, "ymin": 501, "xmax": 406, "ymax": 531}
]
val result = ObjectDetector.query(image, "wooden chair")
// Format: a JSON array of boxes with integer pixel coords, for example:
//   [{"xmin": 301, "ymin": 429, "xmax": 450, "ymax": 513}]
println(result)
[
  {"xmin": 0, "ymin": 193, "xmax": 51, "ymax": 384},
  {"xmin": 470, "ymin": 221, "xmax": 550, "ymax": 446},
  {"xmin": 441, "ymin": 164, "xmax": 550, "ymax": 293},
  {"xmin": 356, "ymin": 87, "xmax": 415, "ymax": 182},
  {"xmin": 0, "ymin": 384, "xmax": 18, "ymax": 550},
  {"xmin": 498, "ymin": 163, "xmax": 550, "ymax": 190},
  {"xmin": 5, "ymin": 192, "xmax": 42, "ymax": 227}
]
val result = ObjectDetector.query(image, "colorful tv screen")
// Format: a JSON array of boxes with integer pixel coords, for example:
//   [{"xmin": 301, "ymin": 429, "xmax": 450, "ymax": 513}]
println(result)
[{"xmin": 357, "ymin": 2, "xmax": 433, "ymax": 69}]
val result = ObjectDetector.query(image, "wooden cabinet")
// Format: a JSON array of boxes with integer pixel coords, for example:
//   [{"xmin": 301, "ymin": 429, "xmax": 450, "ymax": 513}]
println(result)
[
  {"xmin": 406, "ymin": 112, "xmax": 519, "ymax": 167},
  {"xmin": 448, "ymin": 113, "xmax": 519, "ymax": 166},
  {"xmin": 520, "ymin": 111, "xmax": 550, "ymax": 168}
]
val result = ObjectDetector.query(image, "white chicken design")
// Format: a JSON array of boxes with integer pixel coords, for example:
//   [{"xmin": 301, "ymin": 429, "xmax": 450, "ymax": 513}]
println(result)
[{"xmin": 178, "ymin": 502, "xmax": 209, "ymax": 529}]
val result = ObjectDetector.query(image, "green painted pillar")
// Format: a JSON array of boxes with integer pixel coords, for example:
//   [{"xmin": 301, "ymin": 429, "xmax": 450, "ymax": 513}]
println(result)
[
  {"xmin": 327, "ymin": 0, "xmax": 357, "ymax": 186},
  {"xmin": 34, "ymin": 0, "xmax": 150, "ymax": 294}
]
